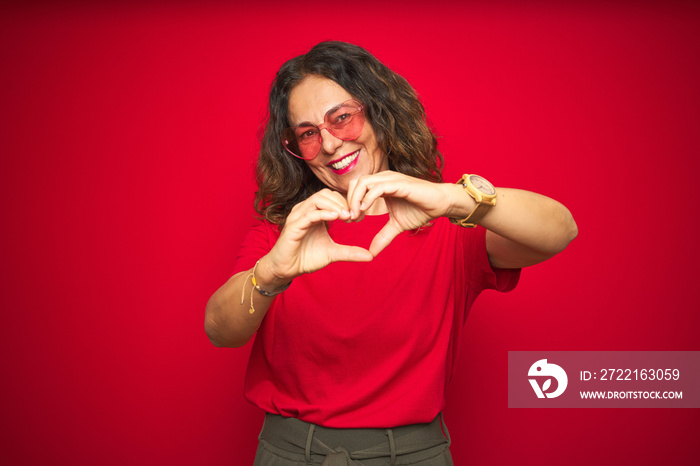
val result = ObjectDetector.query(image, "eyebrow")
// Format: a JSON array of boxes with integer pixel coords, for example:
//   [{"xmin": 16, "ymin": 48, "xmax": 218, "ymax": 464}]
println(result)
[{"xmin": 290, "ymin": 102, "xmax": 344, "ymax": 128}]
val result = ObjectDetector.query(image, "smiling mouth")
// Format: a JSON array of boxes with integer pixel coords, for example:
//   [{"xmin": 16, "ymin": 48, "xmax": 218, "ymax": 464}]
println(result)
[{"xmin": 329, "ymin": 151, "xmax": 359, "ymax": 171}]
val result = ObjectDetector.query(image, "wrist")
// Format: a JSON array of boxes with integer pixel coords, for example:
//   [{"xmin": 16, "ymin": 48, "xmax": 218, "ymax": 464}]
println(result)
[
  {"xmin": 255, "ymin": 255, "xmax": 294, "ymax": 291},
  {"xmin": 442, "ymin": 182, "xmax": 477, "ymax": 219},
  {"xmin": 241, "ymin": 257, "xmax": 292, "ymax": 315},
  {"xmin": 447, "ymin": 174, "xmax": 498, "ymax": 228}
]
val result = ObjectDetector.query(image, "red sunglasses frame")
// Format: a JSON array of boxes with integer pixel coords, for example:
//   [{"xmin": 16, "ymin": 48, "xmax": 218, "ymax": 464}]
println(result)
[{"xmin": 281, "ymin": 99, "xmax": 365, "ymax": 161}]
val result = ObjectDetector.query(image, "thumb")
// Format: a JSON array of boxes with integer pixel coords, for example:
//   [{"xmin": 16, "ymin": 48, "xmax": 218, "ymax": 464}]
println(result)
[
  {"xmin": 369, "ymin": 222, "xmax": 402, "ymax": 256},
  {"xmin": 328, "ymin": 244, "xmax": 374, "ymax": 263}
]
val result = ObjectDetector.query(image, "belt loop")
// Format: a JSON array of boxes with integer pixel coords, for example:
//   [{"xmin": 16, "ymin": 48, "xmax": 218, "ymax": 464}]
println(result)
[
  {"xmin": 386, "ymin": 428, "xmax": 396, "ymax": 465},
  {"xmin": 305, "ymin": 423, "xmax": 315, "ymax": 464},
  {"xmin": 439, "ymin": 412, "xmax": 451, "ymax": 447}
]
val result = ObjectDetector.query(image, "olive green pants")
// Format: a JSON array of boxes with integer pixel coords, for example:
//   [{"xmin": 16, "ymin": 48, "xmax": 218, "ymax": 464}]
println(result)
[{"xmin": 253, "ymin": 413, "xmax": 453, "ymax": 465}]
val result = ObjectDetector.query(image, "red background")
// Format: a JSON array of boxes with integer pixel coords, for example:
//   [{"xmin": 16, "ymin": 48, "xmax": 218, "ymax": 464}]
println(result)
[{"xmin": 1, "ymin": 1, "xmax": 699, "ymax": 464}]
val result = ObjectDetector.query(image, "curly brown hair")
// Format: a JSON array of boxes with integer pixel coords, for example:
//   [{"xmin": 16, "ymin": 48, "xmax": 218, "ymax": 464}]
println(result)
[{"xmin": 255, "ymin": 41, "xmax": 443, "ymax": 226}]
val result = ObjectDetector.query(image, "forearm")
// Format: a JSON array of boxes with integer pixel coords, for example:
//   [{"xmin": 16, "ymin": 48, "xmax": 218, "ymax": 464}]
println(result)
[
  {"xmin": 204, "ymin": 256, "xmax": 289, "ymax": 348},
  {"xmin": 205, "ymin": 189, "xmax": 379, "ymax": 347},
  {"xmin": 443, "ymin": 184, "xmax": 578, "ymax": 267},
  {"xmin": 483, "ymin": 187, "xmax": 577, "ymax": 254}
]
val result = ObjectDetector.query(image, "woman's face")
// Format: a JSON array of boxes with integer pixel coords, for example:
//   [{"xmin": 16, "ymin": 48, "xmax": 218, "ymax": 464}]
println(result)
[{"xmin": 287, "ymin": 76, "xmax": 389, "ymax": 194}]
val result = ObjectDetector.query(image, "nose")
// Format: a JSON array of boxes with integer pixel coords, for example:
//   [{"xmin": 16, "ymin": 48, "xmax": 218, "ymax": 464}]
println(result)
[{"xmin": 319, "ymin": 128, "xmax": 343, "ymax": 155}]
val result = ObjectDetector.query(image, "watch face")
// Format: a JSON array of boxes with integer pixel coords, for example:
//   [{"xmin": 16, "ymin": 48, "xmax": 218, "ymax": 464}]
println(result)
[{"xmin": 469, "ymin": 175, "xmax": 496, "ymax": 195}]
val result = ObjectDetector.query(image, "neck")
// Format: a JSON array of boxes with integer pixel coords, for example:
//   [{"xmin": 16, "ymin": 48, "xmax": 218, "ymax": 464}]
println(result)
[{"xmin": 365, "ymin": 197, "xmax": 388, "ymax": 216}]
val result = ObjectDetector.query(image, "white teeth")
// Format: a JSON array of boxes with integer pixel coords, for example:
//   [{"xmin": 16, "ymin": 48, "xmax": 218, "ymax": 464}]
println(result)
[{"xmin": 331, "ymin": 152, "xmax": 359, "ymax": 170}]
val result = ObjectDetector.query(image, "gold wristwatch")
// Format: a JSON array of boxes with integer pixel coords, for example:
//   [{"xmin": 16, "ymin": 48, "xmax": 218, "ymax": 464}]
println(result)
[{"xmin": 449, "ymin": 174, "xmax": 497, "ymax": 228}]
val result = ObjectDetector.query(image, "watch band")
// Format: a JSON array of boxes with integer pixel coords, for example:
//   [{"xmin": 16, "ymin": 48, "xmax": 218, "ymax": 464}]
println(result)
[
  {"xmin": 449, "ymin": 174, "xmax": 497, "ymax": 228},
  {"xmin": 451, "ymin": 202, "xmax": 491, "ymax": 228}
]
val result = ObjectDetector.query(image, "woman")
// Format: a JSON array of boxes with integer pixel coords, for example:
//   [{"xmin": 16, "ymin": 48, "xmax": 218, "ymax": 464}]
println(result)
[{"xmin": 206, "ymin": 41, "xmax": 577, "ymax": 465}]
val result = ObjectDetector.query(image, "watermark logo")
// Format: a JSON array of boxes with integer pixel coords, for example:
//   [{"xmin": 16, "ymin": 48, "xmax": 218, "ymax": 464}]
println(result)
[
  {"xmin": 528, "ymin": 359, "xmax": 568, "ymax": 398},
  {"xmin": 509, "ymin": 352, "xmax": 699, "ymax": 408}
]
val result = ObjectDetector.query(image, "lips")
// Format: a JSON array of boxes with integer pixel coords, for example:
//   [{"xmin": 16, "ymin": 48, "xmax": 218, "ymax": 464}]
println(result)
[{"xmin": 328, "ymin": 150, "xmax": 360, "ymax": 174}]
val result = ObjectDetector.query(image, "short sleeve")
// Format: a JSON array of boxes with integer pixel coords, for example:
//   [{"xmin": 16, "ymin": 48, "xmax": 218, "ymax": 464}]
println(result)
[
  {"xmin": 231, "ymin": 220, "xmax": 280, "ymax": 276},
  {"xmin": 465, "ymin": 225, "xmax": 521, "ymax": 294}
]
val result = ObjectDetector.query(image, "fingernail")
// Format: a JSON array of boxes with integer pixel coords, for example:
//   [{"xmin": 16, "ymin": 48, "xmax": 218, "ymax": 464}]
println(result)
[{"xmin": 341, "ymin": 209, "xmax": 350, "ymax": 217}]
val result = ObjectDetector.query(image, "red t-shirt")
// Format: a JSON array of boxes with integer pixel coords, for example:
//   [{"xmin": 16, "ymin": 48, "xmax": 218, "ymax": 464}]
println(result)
[{"xmin": 232, "ymin": 214, "xmax": 519, "ymax": 428}]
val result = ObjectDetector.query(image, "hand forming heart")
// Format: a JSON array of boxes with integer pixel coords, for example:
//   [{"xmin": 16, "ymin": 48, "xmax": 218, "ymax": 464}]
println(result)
[{"xmin": 265, "ymin": 172, "xmax": 451, "ymax": 281}]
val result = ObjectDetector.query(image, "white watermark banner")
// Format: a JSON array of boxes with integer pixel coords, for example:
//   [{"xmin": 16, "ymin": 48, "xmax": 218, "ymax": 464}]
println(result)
[{"xmin": 508, "ymin": 351, "xmax": 700, "ymax": 408}]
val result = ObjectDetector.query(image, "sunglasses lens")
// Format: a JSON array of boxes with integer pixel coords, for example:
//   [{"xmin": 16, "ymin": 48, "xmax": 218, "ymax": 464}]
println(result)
[
  {"xmin": 326, "ymin": 102, "xmax": 364, "ymax": 139},
  {"xmin": 281, "ymin": 100, "xmax": 364, "ymax": 160},
  {"xmin": 282, "ymin": 126, "xmax": 319, "ymax": 160}
]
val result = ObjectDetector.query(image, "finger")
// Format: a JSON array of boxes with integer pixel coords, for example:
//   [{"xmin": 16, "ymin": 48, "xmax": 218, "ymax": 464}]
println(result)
[
  {"xmin": 290, "ymin": 190, "xmax": 351, "ymax": 221},
  {"xmin": 368, "ymin": 221, "xmax": 403, "ymax": 256},
  {"xmin": 327, "ymin": 244, "xmax": 374, "ymax": 263},
  {"xmin": 348, "ymin": 173, "xmax": 407, "ymax": 215},
  {"xmin": 316, "ymin": 188, "xmax": 350, "ymax": 204},
  {"xmin": 346, "ymin": 177, "xmax": 365, "ymax": 219},
  {"xmin": 302, "ymin": 209, "xmax": 339, "ymax": 225},
  {"xmin": 346, "ymin": 178, "xmax": 359, "ymax": 208},
  {"xmin": 315, "ymin": 189, "xmax": 352, "ymax": 219},
  {"xmin": 285, "ymin": 209, "xmax": 339, "ymax": 235},
  {"xmin": 358, "ymin": 182, "xmax": 400, "ymax": 213}
]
